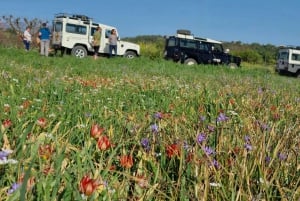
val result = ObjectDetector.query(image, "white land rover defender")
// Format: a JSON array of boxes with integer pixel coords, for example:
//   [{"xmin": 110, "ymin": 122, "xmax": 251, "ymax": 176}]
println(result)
[
  {"xmin": 51, "ymin": 14, "xmax": 140, "ymax": 58},
  {"xmin": 276, "ymin": 46, "xmax": 300, "ymax": 77}
]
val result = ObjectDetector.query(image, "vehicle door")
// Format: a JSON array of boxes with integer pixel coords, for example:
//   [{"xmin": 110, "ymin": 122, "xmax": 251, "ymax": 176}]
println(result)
[
  {"xmin": 64, "ymin": 23, "xmax": 88, "ymax": 49},
  {"xmin": 164, "ymin": 37, "xmax": 180, "ymax": 62},
  {"xmin": 197, "ymin": 42, "xmax": 212, "ymax": 64},
  {"xmin": 52, "ymin": 20, "xmax": 63, "ymax": 48},
  {"xmin": 211, "ymin": 43, "xmax": 227, "ymax": 64},
  {"xmin": 179, "ymin": 38, "xmax": 198, "ymax": 62}
]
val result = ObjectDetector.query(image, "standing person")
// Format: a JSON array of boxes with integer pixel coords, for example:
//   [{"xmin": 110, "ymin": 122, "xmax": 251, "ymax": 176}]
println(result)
[
  {"xmin": 23, "ymin": 26, "xmax": 32, "ymax": 51},
  {"xmin": 109, "ymin": 29, "xmax": 118, "ymax": 58},
  {"xmin": 92, "ymin": 26, "xmax": 101, "ymax": 60},
  {"xmin": 39, "ymin": 23, "xmax": 51, "ymax": 57}
]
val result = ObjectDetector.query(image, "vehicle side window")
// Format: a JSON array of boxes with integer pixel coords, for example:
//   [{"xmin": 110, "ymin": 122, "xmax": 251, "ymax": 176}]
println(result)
[
  {"xmin": 105, "ymin": 30, "xmax": 111, "ymax": 38},
  {"xmin": 199, "ymin": 43, "xmax": 209, "ymax": 51},
  {"xmin": 180, "ymin": 39, "xmax": 196, "ymax": 49},
  {"xmin": 291, "ymin": 53, "xmax": 300, "ymax": 61},
  {"xmin": 167, "ymin": 38, "xmax": 176, "ymax": 47},
  {"xmin": 91, "ymin": 27, "xmax": 97, "ymax": 36},
  {"xmin": 66, "ymin": 23, "xmax": 87, "ymax": 35},
  {"xmin": 213, "ymin": 44, "xmax": 223, "ymax": 52}
]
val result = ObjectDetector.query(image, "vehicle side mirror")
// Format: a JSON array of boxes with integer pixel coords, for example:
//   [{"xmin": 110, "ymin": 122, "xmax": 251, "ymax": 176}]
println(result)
[{"xmin": 225, "ymin": 49, "xmax": 230, "ymax": 53}]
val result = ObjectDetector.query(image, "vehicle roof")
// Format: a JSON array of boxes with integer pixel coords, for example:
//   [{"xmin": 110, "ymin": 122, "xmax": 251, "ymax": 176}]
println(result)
[
  {"xmin": 54, "ymin": 13, "xmax": 117, "ymax": 30},
  {"xmin": 171, "ymin": 34, "xmax": 222, "ymax": 44}
]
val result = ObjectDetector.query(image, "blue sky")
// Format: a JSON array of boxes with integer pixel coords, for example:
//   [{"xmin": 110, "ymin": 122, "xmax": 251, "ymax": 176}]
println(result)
[{"xmin": 1, "ymin": 0, "xmax": 299, "ymax": 46}]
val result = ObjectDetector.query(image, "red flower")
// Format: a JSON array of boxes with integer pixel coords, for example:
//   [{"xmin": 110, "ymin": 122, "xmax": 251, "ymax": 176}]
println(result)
[
  {"xmin": 166, "ymin": 143, "xmax": 181, "ymax": 158},
  {"xmin": 79, "ymin": 175, "xmax": 99, "ymax": 196},
  {"xmin": 2, "ymin": 119, "xmax": 12, "ymax": 129},
  {"xmin": 97, "ymin": 135, "xmax": 111, "ymax": 150},
  {"xmin": 119, "ymin": 155, "xmax": 134, "ymax": 168},
  {"xmin": 90, "ymin": 124, "xmax": 104, "ymax": 139},
  {"xmin": 37, "ymin": 117, "xmax": 47, "ymax": 128},
  {"xmin": 38, "ymin": 144, "xmax": 54, "ymax": 160}
]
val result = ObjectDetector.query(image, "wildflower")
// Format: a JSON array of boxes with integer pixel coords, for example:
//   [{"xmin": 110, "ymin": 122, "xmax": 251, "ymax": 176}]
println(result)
[
  {"xmin": 38, "ymin": 144, "xmax": 54, "ymax": 160},
  {"xmin": 2, "ymin": 119, "xmax": 12, "ymax": 129},
  {"xmin": 79, "ymin": 175, "xmax": 99, "ymax": 196},
  {"xmin": 196, "ymin": 133, "xmax": 206, "ymax": 144},
  {"xmin": 4, "ymin": 104, "xmax": 10, "ymax": 112},
  {"xmin": 36, "ymin": 117, "xmax": 47, "ymax": 128},
  {"xmin": 90, "ymin": 124, "xmax": 104, "ymax": 139},
  {"xmin": 183, "ymin": 141, "xmax": 190, "ymax": 150},
  {"xmin": 265, "ymin": 156, "xmax": 271, "ymax": 165},
  {"xmin": 97, "ymin": 135, "xmax": 111, "ymax": 151},
  {"xmin": 119, "ymin": 155, "xmax": 134, "ymax": 168},
  {"xmin": 166, "ymin": 143, "xmax": 181, "ymax": 158},
  {"xmin": 278, "ymin": 152, "xmax": 287, "ymax": 161},
  {"xmin": 0, "ymin": 150, "xmax": 11, "ymax": 160},
  {"xmin": 141, "ymin": 138, "xmax": 150, "ymax": 151},
  {"xmin": 207, "ymin": 125, "xmax": 215, "ymax": 132},
  {"xmin": 212, "ymin": 159, "xmax": 220, "ymax": 169},
  {"xmin": 150, "ymin": 123, "xmax": 159, "ymax": 133},
  {"xmin": 135, "ymin": 174, "xmax": 148, "ymax": 188},
  {"xmin": 217, "ymin": 113, "xmax": 229, "ymax": 122},
  {"xmin": 199, "ymin": 115, "xmax": 206, "ymax": 122},
  {"xmin": 0, "ymin": 149, "xmax": 18, "ymax": 165},
  {"xmin": 153, "ymin": 112, "xmax": 163, "ymax": 120},
  {"xmin": 203, "ymin": 146, "xmax": 215, "ymax": 156},
  {"xmin": 7, "ymin": 183, "xmax": 21, "ymax": 194},
  {"xmin": 244, "ymin": 143, "xmax": 253, "ymax": 151}
]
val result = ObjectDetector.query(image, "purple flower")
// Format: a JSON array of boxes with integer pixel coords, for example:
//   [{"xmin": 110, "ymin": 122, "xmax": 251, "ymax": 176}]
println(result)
[
  {"xmin": 141, "ymin": 138, "xmax": 150, "ymax": 151},
  {"xmin": 153, "ymin": 112, "xmax": 163, "ymax": 120},
  {"xmin": 217, "ymin": 113, "xmax": 229, "ymax": 122},
  {"xmin": 244, "ymin": 143, "xmax": 253, "ymax": 151},
  {"xmin": 278, "ymin": 153, "xmax": 287, "ymax": 161},
  {"xmin": 196, "ymin": 133, "xmax": 206, "ymax": 144},
  {"xmin": 211, "ymin": 159, "xmax": 220, "ymax": 169},
  {"xmin": 203, "ymin": 146, "xmax": 215, "ymax": 156},
  {"xmin": 150, "ymin": 123, "xmax": 159, "ymax": 133},
  {"xmin": 265, "ymin": 156, "xmax": 271, "ymax": 164},
  {"xmin": 244, "ymin": 135, "xmax": 251, "ymax": 143},
  {"xmin": 7, "ymin": 183, "xmax": 21, "ymax": 194},
  {"xmin": 183, "ymin": 141, "xmax": 190, "ymax": 150},
  {"xmin": 199, "ymin": 116, "xmax": 206, "ymax": 122},
  {"xmin": 207, "ymin": 125, "xmax": 215, "ymax": 132},
  {"xmin": 0, "ymin": 151, "xmax": 10, "ymax": 160}
]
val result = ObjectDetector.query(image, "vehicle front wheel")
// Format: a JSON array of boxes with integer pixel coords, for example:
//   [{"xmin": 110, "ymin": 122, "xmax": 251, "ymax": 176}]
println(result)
[
  {"xmin": 228, "ymin": 63, "xmax": 238, "ymax": 69},
  {"xmin": 184, "ymin": 58, "xmax": 197, "ymax": 65},
  {"xmin": 71, "ymin": 46, "xmax": 87, "ymax": 58},
  {"xmin": 124, "ymin": 51, "xmax": 137, "ymax": 59}
]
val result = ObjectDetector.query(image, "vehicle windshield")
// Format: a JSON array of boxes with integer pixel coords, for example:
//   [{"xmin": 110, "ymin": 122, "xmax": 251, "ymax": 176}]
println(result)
[{"xmin": 278, "ymin": 51, "xmax": 288, "ymax": 60}]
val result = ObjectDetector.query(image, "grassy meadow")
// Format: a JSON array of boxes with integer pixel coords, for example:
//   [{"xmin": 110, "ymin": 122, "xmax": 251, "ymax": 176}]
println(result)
[{"xmin": 0, "ymin": 46, "xmax": 299, "ymax": 200}]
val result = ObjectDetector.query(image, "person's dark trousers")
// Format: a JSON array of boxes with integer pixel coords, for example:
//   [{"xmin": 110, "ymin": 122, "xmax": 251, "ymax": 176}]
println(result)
[
  {"xmin": 23, "ymin": 40, "xmax": 30, "ymax": 51},
  {"xmin": 109, "ymin": 45, "xmax": 117, "ymax": 58}
]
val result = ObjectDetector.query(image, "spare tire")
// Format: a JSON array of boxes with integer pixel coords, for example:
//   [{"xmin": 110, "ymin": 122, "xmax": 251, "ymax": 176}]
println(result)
[{"xmin": 177, "ymin": 29, "xmax": 191, "ymax": 35}]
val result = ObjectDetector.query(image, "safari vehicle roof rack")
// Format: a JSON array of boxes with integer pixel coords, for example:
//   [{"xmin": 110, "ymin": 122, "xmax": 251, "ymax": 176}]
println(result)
[
  {"xmin": 279, "ymin": 45, "xmax": 300, "ymax": 50},
  {"xmin": 54, "ymin": 13, "xmax": 92, "ymax": 22}
]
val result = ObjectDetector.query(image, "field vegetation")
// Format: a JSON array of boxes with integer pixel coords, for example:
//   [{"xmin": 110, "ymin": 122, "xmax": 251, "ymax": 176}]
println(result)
[{"xmin": 0, "ymin": 45, "xmax": 299, "ymax": 200}]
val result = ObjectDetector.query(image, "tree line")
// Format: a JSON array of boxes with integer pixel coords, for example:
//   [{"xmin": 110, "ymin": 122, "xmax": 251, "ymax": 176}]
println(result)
[{"xmin": 0, "ymin": 15, "xmax": 279, "ymax": 65}]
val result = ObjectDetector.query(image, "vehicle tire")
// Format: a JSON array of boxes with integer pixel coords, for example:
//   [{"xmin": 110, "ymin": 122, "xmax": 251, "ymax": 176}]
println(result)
[
  {"xmin": 184, "ymin": 58, "xmax": 197, "ymax": 65},
  {"xmin": 228, "ymin": 63, "xmax": 238, "ymax": 69},
  {"xmin": 71, "ymin": 45, "xmax": 87, "ymax": 58},
  {"xmin": 123, "ymin": 51, "xmax": 137, "ymax": 59}
]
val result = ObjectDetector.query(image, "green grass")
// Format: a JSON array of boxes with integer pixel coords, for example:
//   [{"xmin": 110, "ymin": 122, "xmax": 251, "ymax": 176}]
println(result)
[{"xmin": 0, "ymin": 46, "xmax": 299, "ymax": 200}]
